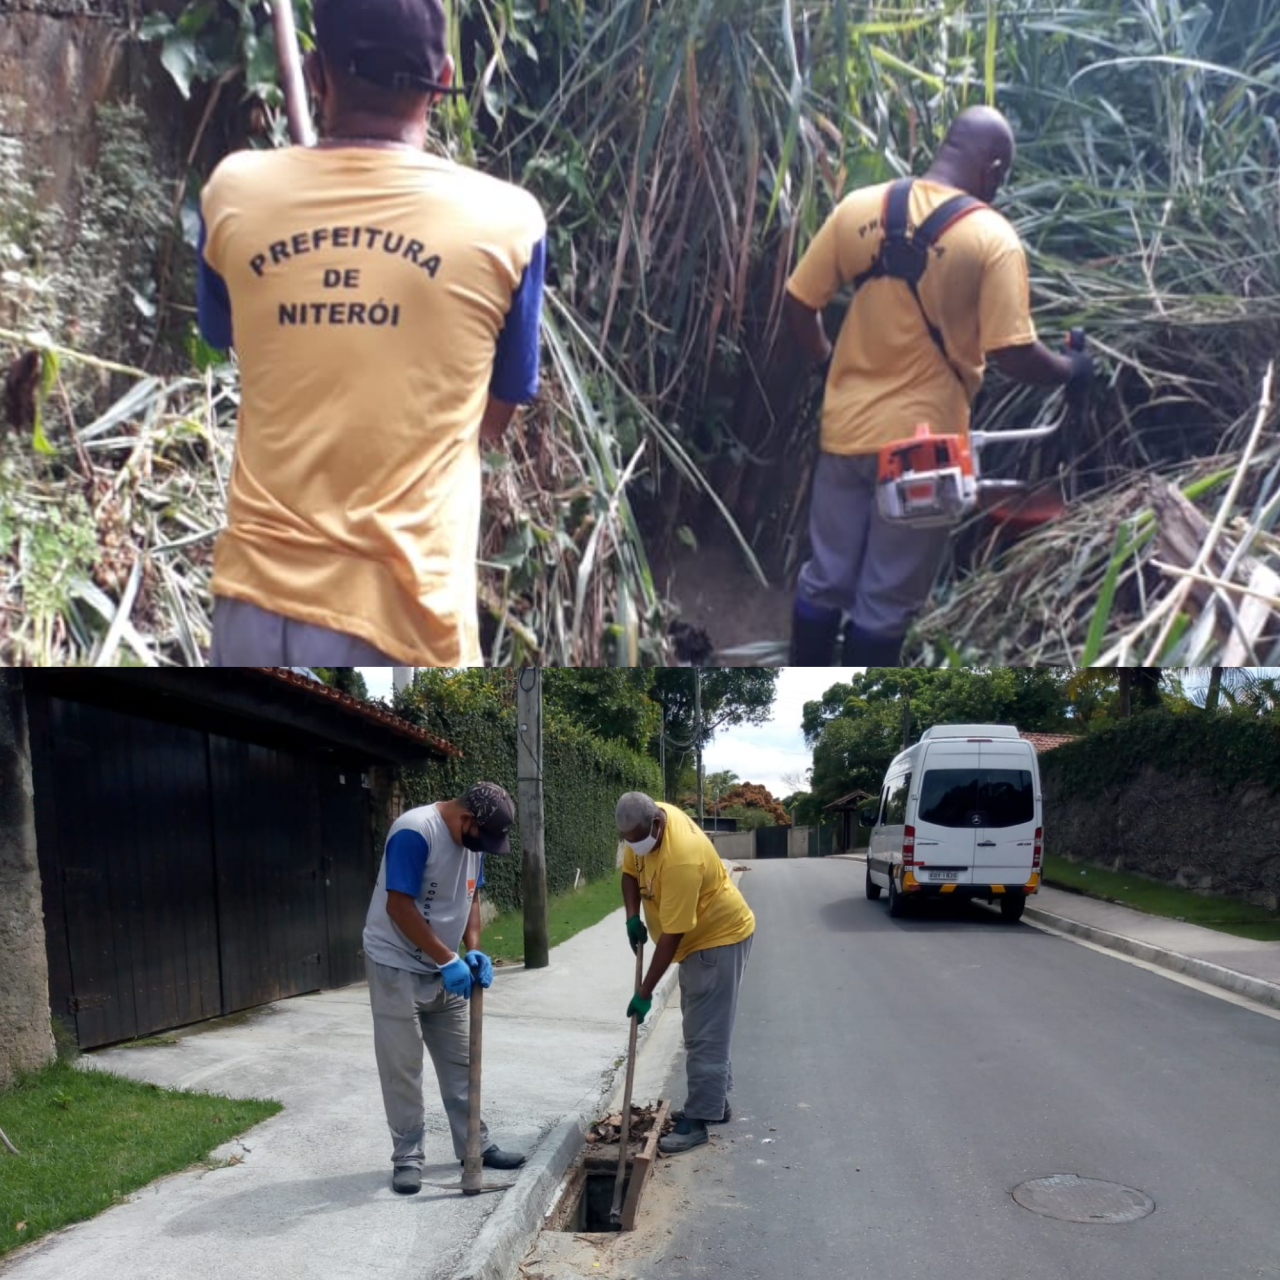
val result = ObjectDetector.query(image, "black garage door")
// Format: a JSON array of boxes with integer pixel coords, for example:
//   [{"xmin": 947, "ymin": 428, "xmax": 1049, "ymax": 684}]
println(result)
[{"xmin": 30, "ymin": 694, "xmax": 373, "ymax": 1048}]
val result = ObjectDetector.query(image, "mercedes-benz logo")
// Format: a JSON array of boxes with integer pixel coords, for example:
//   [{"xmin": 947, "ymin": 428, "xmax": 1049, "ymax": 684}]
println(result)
[{"xmin": 970, "ymin": 814, "xmax": 981, "ymax": 826}]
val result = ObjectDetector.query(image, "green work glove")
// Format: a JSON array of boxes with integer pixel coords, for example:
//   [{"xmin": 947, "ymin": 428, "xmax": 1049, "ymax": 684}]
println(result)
[
  {"xmin": 625, "ymin": 914, "xmax": 648, "ymax": 954},
  {"xmin": 627, "ymin": 993, "xmax": 652, "ymax": 1024}
]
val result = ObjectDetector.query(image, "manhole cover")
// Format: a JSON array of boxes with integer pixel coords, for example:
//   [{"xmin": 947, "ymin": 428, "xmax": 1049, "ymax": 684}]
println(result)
[{"xmin": 1012, "ymin": 1175, "xmax": 1154, "ymax": 1224}]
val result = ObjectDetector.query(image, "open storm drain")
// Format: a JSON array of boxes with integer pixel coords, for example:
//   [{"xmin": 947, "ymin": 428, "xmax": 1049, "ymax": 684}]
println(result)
[{"xmin": 1012, "ymin": 1175, "xmax": 1155, "ymax": 1224}]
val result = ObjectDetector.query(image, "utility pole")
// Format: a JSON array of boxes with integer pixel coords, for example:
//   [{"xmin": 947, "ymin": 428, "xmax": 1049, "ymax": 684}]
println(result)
[
  {"xmin": 695, "ymin": 668, "xmax": 704, "ymax": 827},
  {"xmin": 516, "ymin": 668, "xmax": 549, "ymax": 969},
  {"xmin": 659, "ymin": 691, "xmax": 667, "ymax": 802},
  {"xmin": 392, "ymin": 667, "xmax": 415, "ymax": 693},
  {"xmin": 901, "ymin": 689, "xmax": 912, "ymax": 751}
]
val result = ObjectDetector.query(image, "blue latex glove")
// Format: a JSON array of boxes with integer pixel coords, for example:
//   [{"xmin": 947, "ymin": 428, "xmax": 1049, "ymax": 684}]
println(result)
[
  {"xmin": 440, "ymin": 955, "xmax": 473, "ymax": 999},
  {"xmin": 465, "ymin": 949, "xmax": 494, "ymax": 989}
]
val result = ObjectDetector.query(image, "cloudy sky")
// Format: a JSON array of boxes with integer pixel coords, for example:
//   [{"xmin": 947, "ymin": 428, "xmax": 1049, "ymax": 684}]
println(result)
[{"xmin": 358, "ymin": 666, "xmax": 860, "ymax": 796}]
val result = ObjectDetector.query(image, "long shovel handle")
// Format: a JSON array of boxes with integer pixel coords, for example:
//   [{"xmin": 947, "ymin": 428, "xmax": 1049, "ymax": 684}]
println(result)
[
  {"xmin": 270, "ymin": 0, "xmax": 316, "ymax": 146},
  {"xmin": 462, "ymin": 981, "xmax": 484, "ymax": 1195},
  {"xmin": 611, "ymin": 942, "xmax": 644, "ymax": 1223}
]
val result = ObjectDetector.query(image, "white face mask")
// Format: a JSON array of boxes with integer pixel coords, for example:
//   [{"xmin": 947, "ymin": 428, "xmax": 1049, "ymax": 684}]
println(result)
[{"xmin": 626, "ymin": 821, "xmax": 660, "ymax": 857}]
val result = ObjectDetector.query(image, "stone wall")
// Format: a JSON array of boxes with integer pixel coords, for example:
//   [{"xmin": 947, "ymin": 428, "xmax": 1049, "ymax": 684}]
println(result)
[
  {"xmin": 0, "ymin": 672, "xmax": 55, "ymax": 1088},
  {"xmin": 1044, "ymin": 764, "xmax": 1280, "ymax": 912},
  {"xmin": 0, "ymin": 1, "xmax": 133, "ymax": 218}
]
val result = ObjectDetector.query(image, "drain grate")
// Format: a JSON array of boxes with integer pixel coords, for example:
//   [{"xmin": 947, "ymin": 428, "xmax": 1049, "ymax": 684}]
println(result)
[{"xmin": 1012, "ymin": 1175, "xmax": 1155, "ymax": 1224}]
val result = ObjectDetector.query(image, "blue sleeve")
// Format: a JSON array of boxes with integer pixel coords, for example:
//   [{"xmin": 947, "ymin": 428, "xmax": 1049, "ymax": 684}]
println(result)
[
  {"xmin": 196, "ymin": 214, "xmax": 234, "ymax": 351},
  {"xmin": 477, "ymin": 853, "xmax": 485, "ymax": 890},
  {"xmin": 385, "ymin": 829, "xmax": 430, "ymax": 896},
  {"xmin": 490, "ymin": 236, "xmax": 545, "ymax": 403}
]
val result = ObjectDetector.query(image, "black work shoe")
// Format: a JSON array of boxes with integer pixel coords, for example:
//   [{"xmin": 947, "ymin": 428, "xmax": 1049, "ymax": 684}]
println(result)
[
  {"xmin": 460, "ymin": 1145, "xmax": 527, "ymax": 1171},
  {"xmin": 659, "ymin": 1117, "xmax": 709, "ymax": 1155},
  {"xmin": 392, "ymin": 1165, "xmax": 422, "ymax": 1195},
  {"xmin": 671, "ymin": 1102, "xmax": 731, "ymax": 1125}
]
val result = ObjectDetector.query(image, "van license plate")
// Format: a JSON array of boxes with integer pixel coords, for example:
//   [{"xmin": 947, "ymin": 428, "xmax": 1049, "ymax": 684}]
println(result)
[{"xmin": 930, "ymin": 871, "xmax": 959, "ymax": 881}]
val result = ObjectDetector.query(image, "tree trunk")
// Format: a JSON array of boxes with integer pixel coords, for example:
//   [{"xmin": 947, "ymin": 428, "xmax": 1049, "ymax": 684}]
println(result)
[
  {"xmin": 0, "ymin": 672, "xmax": 56, "ymax": 1087},
  {"xmin": 1206, "ymin": 666, "xmax": 1224, "ymax": 712},
  {"xmin": 1119, "ymin": 668, "xmax": 1132, "ymax": 719}
]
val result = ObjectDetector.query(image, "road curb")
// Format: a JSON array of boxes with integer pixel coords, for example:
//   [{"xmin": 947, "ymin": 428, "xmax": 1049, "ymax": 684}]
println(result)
[{"xmin": 1025, "ymin": 905, "xmax": 1280, "ymax": 1013}]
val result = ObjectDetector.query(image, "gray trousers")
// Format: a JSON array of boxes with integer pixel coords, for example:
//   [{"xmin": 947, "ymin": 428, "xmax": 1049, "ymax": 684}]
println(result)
[
  {"xmin": 797, "ymin": 451, "xmax": 950, "ymax": 636},
  {"xmin": 679, "ymin": 934, "xmax": 753, "ymax": 1122},
  {"xmin": 210, "ymin": 596, "xmax": 398, "ymax": 665},
  {"xmin": 366, "ymin": 957, "xmax": 490, "ymax": 1167}
]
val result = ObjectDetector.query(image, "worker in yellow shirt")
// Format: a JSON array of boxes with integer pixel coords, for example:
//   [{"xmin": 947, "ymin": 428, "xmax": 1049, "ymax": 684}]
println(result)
[
  {"xmin": 615, "ymin": 792, "xmax": 755, "ymax": 1155},
  {"xmin": 784, "ymin": 106, "xmax": 1093, "ymax": 665},
  {"xmin": 196, "ymin": 0, "xmax": 546, "ymax": 665}
]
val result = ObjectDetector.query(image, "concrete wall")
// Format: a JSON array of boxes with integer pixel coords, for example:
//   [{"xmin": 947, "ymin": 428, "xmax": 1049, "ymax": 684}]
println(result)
[
  {"xmin": 0, "ymin": 674, "xmax": 55, "ymax": 1086},
  {"xmin": 706, "ymin": 831, "xmax": 755, "ymax": 861},
  {"xmin": 1045, "ymin": 765, "xmax": 1280, "ymax": 912},
  {"xmin": 788, "ymin": 825, "xmax": 810, "ymax": 858}
]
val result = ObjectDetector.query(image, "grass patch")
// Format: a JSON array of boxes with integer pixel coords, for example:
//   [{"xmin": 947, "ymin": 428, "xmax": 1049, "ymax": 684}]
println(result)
[
  {"xmin": 1043, "ymin": 854, "xmax": 1280, "ymax": 943},
  {"xmin": 481, "ymin": 873, "xmax": 624, "ymax": 963},
  {"xmin": 0, "ymin": 1058, "xmax": 281, "ymax": 1257}
]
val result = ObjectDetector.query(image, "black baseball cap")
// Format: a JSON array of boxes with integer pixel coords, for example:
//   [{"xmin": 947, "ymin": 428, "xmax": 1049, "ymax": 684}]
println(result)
[
  {"xmin": 463, "ymin": 782, "xmax": 515, "ymax": 854},
  {"xmin": 314, "ymin": 0, "xmax": 456, "ymax": 93}
]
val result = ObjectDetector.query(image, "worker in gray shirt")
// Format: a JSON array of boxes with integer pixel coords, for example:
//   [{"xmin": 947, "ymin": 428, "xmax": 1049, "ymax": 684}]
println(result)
[{"xmin": 364, "ymin": 781, "xmax": 526, "ymax": 1195}]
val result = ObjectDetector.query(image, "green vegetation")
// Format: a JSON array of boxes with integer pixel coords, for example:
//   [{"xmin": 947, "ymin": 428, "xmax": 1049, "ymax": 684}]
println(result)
[
  {"xmin": 1043, "ymin": 854, "xmax": 1280, "ymax": 943},
  {"xmin": 393, "ymin": 670, "xmax": 661, "ymax": 912},
  {"xmin": 0, "ymin": 1059, "xmax": 280, "ymax": 1258},
  {"xmin": 481, "ymin": 873, "xmax": 624, "ymax": 963},
  {"xmin": 1040, "ymin": 710, "xmax": 1280, "ymax": 799}
]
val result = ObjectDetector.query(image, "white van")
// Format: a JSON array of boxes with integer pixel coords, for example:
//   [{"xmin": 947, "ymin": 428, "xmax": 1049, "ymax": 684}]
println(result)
[{"xmin": 863, "ymin": 724, "xmax": 1043, "ymax": 921}]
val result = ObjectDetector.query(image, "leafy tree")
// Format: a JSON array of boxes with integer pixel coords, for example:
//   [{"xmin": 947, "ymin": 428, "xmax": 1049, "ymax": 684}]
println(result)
[
  {"xmin": 651, "ymin": 668, "xmax": 779, "ymax": 798},
  {"xmin": 719, "ymin": 803, "xmax": 775, "ymax": 831},
  {"xmin": 705, "ymin": 769, "xmax": 740, "ymax": 795},
  {"xmin": 543, "ymin": 668, "xmax": 661, "ymax": 753},
  {"xmin": 312, "ymin": 667, "xmax": 370, "ymax": 700}
]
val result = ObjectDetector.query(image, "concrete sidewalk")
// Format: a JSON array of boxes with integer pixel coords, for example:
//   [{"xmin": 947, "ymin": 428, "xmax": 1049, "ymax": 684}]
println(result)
[
  {"xmin": 832, "ymin": 851, "xmax": 1280, "ymax": 1013},
  {"xmin": 1026, "ymin": 883, "xmax": 1280, "ymax": 1012},
  {"xmin": 0, "ymin": 904, "xmax": 684, "ymax": 1280}
]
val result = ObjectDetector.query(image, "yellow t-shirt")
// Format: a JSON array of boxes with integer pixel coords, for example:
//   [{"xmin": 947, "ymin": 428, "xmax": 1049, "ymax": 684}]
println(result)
[
  {"xmin": 199, "ymin": 145, "xmax": 547, "ymax": 664},
  {"xmin": 786, "ymin": 178, "xmax": 1037, "ymax": 456},
  {"xmin": 622, "ymin": 803, "xmax": 755, "ymax": 964}
]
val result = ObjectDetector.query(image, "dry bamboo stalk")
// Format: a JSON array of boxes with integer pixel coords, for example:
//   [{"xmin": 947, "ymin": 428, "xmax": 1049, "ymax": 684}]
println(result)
[{"xmin": 1142, "ymin": 361, "xmax": 1274, "ymax": 662}]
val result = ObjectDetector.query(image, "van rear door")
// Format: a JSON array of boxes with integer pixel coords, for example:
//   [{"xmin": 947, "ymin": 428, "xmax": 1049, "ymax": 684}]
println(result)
[
  {"xmin": 973, "ymin": 742, "xmax": 1038, "ymax": 888},
  {"xmin": 913, "ymin": 742, "xmax": 980, "ymax": 885}
]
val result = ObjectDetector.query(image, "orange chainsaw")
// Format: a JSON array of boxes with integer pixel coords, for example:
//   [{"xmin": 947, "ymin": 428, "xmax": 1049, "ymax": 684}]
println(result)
[{"xmin": 875, "ymin": 329, "xmax": 1087, "ymax": 531}]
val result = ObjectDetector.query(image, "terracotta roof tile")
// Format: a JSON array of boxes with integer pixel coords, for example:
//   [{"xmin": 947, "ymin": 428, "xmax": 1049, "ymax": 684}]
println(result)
[
  {"xmin": 251, "ymin": 668, "xmax": 461, "ymax": 756},
  {"xmin": 1019, "ymin": 731, "xmax": 1080, "ymax": 754}
]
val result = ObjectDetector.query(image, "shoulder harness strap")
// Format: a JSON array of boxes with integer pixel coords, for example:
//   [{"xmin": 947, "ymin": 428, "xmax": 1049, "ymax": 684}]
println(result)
[{"xmin": 850, "ymin": 178, "xmax": 987, "ymax": 387}]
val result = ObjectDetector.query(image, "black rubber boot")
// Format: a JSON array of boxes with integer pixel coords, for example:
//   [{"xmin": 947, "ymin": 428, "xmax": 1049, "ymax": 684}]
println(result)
[
  {"xmin": 842, "ymin": 626, "xmax": 905, "ymax": 666},
  {"xmin": 790, "ymin": 601, "xmax": 843, "ymax": 665},
  {"xmin": 671, "ymin": 1101, "xmax": 731, "ymax": 1125}
]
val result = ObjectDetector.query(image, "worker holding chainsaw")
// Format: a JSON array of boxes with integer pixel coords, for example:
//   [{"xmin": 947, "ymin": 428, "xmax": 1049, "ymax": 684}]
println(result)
[
  {"xmin": 784, "ymin": 106, "xmax": 1094, "ymax": 665},
  {"xmin": 196, "ymin": 0, "xmax": 545, "ymax": 666},
  {"xmin": 616, "ymin": 792, "xmax": 755, "ymax": 1155},
  {"xmin": 363, "ymin": 782, "xmax": 526, "ymax": 1195}
]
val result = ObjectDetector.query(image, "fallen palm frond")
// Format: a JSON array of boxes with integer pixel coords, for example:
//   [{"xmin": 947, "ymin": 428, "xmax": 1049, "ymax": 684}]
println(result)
[{"xmin": 914, "ymin": 369, "xmax": 1280, "ymax": 667}]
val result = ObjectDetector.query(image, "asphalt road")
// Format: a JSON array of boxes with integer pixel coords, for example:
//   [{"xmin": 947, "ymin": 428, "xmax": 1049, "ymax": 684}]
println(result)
[{"xmin": 650, "ymin": 858, "xmax": 1280, "ymax": 1280}]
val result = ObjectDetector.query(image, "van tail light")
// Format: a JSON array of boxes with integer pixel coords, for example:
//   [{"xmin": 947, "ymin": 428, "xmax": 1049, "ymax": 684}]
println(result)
[
  {"xmin": 902, "ymin": 824, "xmax": 919, "ymax": 867},
  {"xmin": 1032, "ymin": 827, "xmax": 1043, "ymax": 869}
]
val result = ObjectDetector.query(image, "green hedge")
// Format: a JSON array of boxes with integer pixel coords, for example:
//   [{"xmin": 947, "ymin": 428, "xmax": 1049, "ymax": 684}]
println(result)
[
  {"xmin": 1041, "ymin": 711, "xmax": 1280, "ymax": 800},
  {"xmin": 391, "ymin": 672, "xmax": 662, "ymax": 913}
]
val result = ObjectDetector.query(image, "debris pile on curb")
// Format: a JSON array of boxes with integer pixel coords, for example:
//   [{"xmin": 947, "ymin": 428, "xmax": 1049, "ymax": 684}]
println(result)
[{"xmin": 584, "ymin": 1105, "xmax": 674, "ymax": 1148}]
